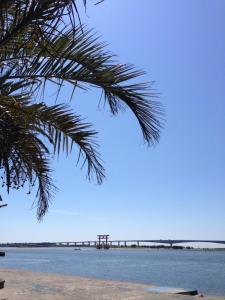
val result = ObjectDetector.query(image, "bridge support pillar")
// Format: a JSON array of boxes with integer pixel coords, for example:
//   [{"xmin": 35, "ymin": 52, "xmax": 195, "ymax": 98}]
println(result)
[
  {"xmin": 137, "ymin": 241, "xmax": 140, "ymax": 247},
  {"xmin": 118, "ymin": 241, "xmax": 120, "ymax": 247},
  {"xmin": 124, "ymin": 241, "xmax": 127, "ymax": 247}
]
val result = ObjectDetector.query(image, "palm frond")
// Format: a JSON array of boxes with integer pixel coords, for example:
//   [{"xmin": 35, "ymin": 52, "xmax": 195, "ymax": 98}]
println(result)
[
  {"xmin": 0, "ymin": 85, "xmax": 104, "ymax": 218},
  {"xmin": 0, "ymin": 99, "xmax": 54, "ymax": 220},
  {"xmin": 6, "ymin": 27, "xmax": 163, "ymax": 145},
  {"xmin": 0, "ymin": 0, "xmax": 162, "ymax": 219},
  {"xmin": 0, "ymin": 0, "xmax": 102, "ymax": 49},
  {"xmin": 0, "ymin": 87, "xmax": 105, "ymax": 182}
]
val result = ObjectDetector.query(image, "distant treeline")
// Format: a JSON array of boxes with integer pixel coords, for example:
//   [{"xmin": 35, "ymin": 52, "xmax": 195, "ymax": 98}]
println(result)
[{"xmin": 0, "ymin": 243, "xmax": 59, "ymax": 247}]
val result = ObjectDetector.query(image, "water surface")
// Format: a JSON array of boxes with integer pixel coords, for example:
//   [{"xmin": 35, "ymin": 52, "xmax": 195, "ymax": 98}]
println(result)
[{"xmin": 1, "ymin": 247, "xmax": 225, "ymax": 296}]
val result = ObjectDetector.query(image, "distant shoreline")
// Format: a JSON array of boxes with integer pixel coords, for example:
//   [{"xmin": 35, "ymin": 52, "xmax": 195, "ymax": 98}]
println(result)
[{"xmin": 0, "ymin": 244, "xmax": 225, "ymax": 251}]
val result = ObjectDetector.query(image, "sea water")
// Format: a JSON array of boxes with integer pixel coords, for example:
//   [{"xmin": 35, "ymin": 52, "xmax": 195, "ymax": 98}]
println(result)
[{"xmin": 0, "ymin": 247, "xmax": 225, "ymax": 296}]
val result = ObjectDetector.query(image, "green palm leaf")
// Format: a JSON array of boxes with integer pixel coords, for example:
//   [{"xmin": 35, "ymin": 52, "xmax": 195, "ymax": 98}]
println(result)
[
  {"xmin": 0, "ymin": 0, "xmax": 162, "ymax": 219},
  {"xmin": 0, "ymin": 85, "xmax": 104, "ymax": 219},
  {"xmin": 6, "ymin": 26, "xmax": 162, "ymax": 144}
]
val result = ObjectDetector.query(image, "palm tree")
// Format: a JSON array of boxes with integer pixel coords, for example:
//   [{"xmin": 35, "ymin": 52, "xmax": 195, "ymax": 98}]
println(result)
[{"xmin": 0, "ymin": 0, "xmax": 162, "ymax": 220}]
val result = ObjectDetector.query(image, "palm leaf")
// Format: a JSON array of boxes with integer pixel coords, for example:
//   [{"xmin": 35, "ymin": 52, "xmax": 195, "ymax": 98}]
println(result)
[
  {"xmin": 0, "ymin": 101, "xmax": 54, "ymax": 219},
  {"xmin": 5, "ymin": 26, "xmax": 162, "ymax": 145},
  {"xmin": 0, "ymin": 0, "xmax": 162, "ymax": 219},
  {"xmin": 0, "ymin": 84, "xmax": 104, "ymax": 218}
]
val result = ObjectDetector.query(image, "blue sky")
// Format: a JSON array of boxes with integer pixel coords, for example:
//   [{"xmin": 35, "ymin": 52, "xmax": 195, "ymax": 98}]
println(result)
[{"xmin": 1, "ymin": 0, "xmax": 225, "ymax": 245}]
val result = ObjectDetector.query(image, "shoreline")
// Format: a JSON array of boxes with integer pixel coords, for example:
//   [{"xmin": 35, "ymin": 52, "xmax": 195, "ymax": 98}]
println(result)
[
  {"xmin": 1, "ymin": 246, "xmax": 225, "ymax": 251},
  {"xmin": 0, "ymin": 269, "xmax": 224, "ymax": 300}
]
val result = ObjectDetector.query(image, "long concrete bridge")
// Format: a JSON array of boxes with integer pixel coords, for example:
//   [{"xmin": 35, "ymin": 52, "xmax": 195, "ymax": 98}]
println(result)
[{"xmin": 56, "ymin": 239, "xmax": 225, "ymax": 248}]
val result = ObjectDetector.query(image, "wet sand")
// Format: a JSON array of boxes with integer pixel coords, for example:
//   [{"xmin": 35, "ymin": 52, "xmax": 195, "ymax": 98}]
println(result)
[{"xmin": 0, "ymin": 269, "xmax": 224, "ymax": 300}]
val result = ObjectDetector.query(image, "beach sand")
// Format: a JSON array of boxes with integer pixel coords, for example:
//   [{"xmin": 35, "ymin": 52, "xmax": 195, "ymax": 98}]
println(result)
[{"xmin": 0, "ymin": 269, "xmax": 224, "ymax": 300}]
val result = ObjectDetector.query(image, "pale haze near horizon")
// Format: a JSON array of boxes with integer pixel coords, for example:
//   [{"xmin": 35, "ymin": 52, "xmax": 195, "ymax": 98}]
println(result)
[{"xmin": 1, "ymin": 0, "xmax": 225, "ymax": 247}]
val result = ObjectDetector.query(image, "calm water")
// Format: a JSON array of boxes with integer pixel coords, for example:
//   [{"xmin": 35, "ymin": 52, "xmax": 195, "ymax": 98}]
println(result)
[{"xmin": 1, "ymin": 247, "xmax": 225, "ymax": 296}]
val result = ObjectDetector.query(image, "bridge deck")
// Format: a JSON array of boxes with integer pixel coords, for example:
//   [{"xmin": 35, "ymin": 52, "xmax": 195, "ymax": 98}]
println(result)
[{"xmin": 61, "ymin": 239, "xmax": 225, "ymax": 245}]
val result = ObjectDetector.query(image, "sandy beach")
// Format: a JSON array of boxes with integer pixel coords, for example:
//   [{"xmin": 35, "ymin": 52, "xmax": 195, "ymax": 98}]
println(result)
[{"xmin": 0, "ymin": 269, "xmax": 224, "ymax": 300}]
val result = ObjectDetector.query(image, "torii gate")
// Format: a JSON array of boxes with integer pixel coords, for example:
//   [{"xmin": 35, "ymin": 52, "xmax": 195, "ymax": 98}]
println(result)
[{"xmin": 96, "ymin": 234, "xmax": 110, "ymax": 249}]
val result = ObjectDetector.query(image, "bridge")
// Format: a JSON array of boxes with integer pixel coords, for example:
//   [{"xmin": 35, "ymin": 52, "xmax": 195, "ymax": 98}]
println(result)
[
  {"xmin": 56, "ymin": 239, "xmax": 225, "ymax": 248},
  {"xmin": 1, "ymin": 239, "xmax": 225, "ymax": 248}
]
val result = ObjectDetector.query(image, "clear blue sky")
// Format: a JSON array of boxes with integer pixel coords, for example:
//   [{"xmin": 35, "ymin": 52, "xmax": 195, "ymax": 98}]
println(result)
[{"xmin": 1, "ymin": 0, "xmax": 225, "ymax": 245}]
